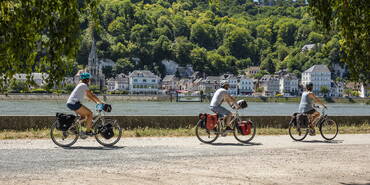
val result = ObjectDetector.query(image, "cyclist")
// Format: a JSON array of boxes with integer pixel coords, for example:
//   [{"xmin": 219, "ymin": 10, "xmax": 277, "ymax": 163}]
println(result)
[
  {"xmin": 66, "ymin": 72, "xmax": 104, "ymax": 137},
  {"xmin": 299, "ymin": 82, "xmax": 327, "ymax": 135},
  {"xmin": 209, "ymin": 80, "xmax": 240, "ymax": 132}
]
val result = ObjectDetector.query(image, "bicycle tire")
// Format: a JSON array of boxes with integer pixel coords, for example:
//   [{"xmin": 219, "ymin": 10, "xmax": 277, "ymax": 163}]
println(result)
[
  {"xmin": 319, "ymin": 119, "xmax": 338, "ymax": 140},
  {"xmin": 50, "ymin": 121, "xmax": 79, "ymax": 147},
  {"xmin": 288, "ymin": 122, "xmax": 308, "ymax": 141},
  {"xmin": 195, "ymin": 120, "xmax": 219, "ymax": 144},
  {"xmin": 95, "ymin": 118, "xmax": 122, "ymax": 147},
  {"xmin": 233, "ymin": 119, "xmax": 256, "ymax": 144}
]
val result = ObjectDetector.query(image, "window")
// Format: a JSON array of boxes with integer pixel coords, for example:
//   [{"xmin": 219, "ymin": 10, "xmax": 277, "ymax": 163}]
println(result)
[
  {"xmin": 143, "ymin": 79, "xmax": 147, "ymax": 83},
  {"xmin": 134, "ymin": 79, "xmax": 138, "ymax": 82},
  {"xmin": 152, "ymin": 79, "xmax": 155, "ymax": 83}
]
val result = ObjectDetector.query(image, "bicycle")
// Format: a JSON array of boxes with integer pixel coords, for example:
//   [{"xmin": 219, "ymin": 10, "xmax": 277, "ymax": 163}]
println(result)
[
  {"xmin": 288, "ymin": 105, "xmax": 338, "ymax": 141},
  {"xmin": 50, "ymin": 104, "xmax": 123, "ymax": 147},
  {"xmin": 195, "ymin": 108, "xmax": 256, "ymax": 144}
]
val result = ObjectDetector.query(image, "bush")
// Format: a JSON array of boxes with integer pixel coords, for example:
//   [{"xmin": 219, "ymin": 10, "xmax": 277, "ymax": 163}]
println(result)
[{"xmin": 30, "ymin": 88, "xmax": 49, "ymax": 93}]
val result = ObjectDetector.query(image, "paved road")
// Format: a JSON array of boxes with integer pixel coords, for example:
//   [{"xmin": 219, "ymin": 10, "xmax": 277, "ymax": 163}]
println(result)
[{"xmin": 0, "ymin": 134, "xmax": 370, "ymax": 185}]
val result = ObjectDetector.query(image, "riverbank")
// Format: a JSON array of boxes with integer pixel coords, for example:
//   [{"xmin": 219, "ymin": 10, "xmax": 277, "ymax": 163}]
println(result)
[{"xmin": 1, "ymin": 94, "xmax": 369, "ymax": 104}]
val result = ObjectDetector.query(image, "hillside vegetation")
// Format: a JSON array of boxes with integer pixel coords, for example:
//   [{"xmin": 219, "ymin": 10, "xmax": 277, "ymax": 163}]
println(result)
[{"xmin": 76, "ymin": 0, "xmax": 342, "ymax": 79}]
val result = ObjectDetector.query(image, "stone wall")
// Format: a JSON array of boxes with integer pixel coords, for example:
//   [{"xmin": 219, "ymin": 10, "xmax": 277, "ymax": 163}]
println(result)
[
  {"xmin": 0, "ymin": 115, "xmax": 368, "ymax": 130},
  {"xmin": 1, "ymin": 94, "xmax": 369, "ymax": 103}
]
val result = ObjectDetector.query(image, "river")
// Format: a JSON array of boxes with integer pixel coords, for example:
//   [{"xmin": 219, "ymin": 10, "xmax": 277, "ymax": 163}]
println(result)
[{"xmin": 0, "ymin": 100, "xmax": 369, "ymax": 116}]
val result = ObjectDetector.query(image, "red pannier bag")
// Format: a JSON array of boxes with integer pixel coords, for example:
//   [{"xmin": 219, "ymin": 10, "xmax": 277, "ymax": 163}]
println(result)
[
  {"xmin": 239, "ymin": 121, "xmax": 252, "ymax": 135},
  {"xmin": 206, "ymin": 114, "xmax": 218, "ymax": 130}
]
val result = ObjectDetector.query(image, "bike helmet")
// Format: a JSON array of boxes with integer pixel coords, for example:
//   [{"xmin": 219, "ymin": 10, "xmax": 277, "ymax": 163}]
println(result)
[
  {"xmin": 306, "ymin": 82, "xmax": 313, "ymax": 91},
  {"xmin": 220, "ymin": 80, "xmax": 229, "ymax": 88},
  {"xmin": 80, "ymin": 72, "xmax": 91, "ymax": 80},
  {"xmin": 237, "ymin": 100, "xmax": 248, "ymax": 109}
]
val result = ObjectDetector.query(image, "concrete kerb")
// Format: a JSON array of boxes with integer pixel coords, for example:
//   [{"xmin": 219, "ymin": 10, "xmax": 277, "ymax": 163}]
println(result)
[{"xmin": 0, "ymin": 115, "xmax": 368, "ymax": 130}]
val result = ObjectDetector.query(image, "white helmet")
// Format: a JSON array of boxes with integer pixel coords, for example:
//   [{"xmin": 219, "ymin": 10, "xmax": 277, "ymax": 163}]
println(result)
[{"xmin": 220, "ymin": 80, "xmax": 229, "ymax": 87}]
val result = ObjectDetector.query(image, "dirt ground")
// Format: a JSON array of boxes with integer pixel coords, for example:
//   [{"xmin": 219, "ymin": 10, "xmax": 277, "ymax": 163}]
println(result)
[{"xmin": 0, "ymin": 134, "xmax": 370, "ymax": 185}]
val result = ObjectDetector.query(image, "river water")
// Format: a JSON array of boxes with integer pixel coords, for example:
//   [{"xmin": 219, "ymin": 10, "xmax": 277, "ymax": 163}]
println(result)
[{"xmin": 0, "ymin": 100, "xmax": 369, "ymax": 116}]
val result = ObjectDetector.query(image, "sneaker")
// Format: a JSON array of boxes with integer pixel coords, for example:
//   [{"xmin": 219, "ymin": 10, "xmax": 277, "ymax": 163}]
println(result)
[
  {"xmin": 224, "ymin": 126, "xmax": 233, "ymax": 132},
  {"xmin": 309, "ymin": 129, "xmax": 316, "ymax": 136},
  {"xmin": 80, "ymin": 131, "xmax": 94, "ymax": 139},
  {"xmin": 221, "ymin": 126, "xmax": 233, "ymax": 137}
]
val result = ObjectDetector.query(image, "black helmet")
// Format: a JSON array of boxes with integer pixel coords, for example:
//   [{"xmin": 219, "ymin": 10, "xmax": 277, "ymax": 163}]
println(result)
[
  {"xmin": 237, "ymin": 100, "xmax": 248, "ymax": 109},
  {"xmin": 306, "ymin": 83, "xmax": 313, "ymax": 91}
]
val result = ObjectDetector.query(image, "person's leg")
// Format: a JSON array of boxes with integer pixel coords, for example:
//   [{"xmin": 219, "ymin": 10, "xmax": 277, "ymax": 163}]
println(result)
[
  {"xmin": 75, "ymin": 105, "xmax": 93, "ymax": 132},
  {"xmin": 310, "ymin": 111, "xmax": 321, "ymax": 127},
  {"xmin": 217, "ymin": 106, "xmax": 232, "ymax": 128}
]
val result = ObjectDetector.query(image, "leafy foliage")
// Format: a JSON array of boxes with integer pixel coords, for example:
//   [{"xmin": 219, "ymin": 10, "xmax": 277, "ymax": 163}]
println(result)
[
  {"xmin": 0, "ymin": 0, "xmax": 99, "ymax": 92},
  {"xmin": 309, "ymin": 0, "xmax": 370, "ymax": 83}
]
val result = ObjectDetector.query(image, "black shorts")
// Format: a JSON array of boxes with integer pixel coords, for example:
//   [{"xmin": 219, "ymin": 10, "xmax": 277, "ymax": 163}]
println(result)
[
  {"xmin": 66, "ymin": 102, "xmax": 82, "ymax": 111},
  {"xmin": 304, "ymin": 109, "xmax": 316, "ymax": 114}
]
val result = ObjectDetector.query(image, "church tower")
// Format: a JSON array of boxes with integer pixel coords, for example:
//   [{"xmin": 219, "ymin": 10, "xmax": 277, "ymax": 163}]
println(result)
[{"xmin": 88, "ymin": 40, "xmax": 105, "ymax": 88}]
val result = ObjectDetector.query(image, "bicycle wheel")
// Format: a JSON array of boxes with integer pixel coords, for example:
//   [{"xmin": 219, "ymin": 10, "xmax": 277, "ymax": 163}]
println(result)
[
  {"xmin": 50, "ymin": 121, "xmax": 79, "ymax": 147},
  {"xmin": 195, "ymin": 120, "xmax": 219, "ymax": 144},
  {"xmin": 288, "ymin": 122, "xmax": 308, "ymax": 141},
  {"xmin": 319, "ymin": 119, "xmax": 338, "ymax": 140},
  {"xmin": 233, "ymin": 120, "xmax": 256, "ymax": 144},
  {"xmin": 95, "ymin": 118, "xmax": 122, "ymax": 147}
]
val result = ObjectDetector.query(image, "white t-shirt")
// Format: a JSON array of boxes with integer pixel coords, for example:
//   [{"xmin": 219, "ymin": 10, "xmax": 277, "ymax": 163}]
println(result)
[
  {"xmin": 67, "ymin": 83, "xmax": 89, "ymax": 104},
  {"xmin": 210, "ymin": 88, "xmax": 227, "ymax": 107}
]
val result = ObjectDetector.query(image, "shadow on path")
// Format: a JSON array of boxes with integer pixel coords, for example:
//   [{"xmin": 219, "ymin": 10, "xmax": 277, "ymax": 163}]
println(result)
[
  {"xmin": 209, "ymin": 142, "xmax": 262, "ymax": 146},
  {"xmin": 62, "ymin": 146, "xmax": 125, "ymax": 150},
  {"xmin": 300, "ymin": 139, "xmax": 344, "ymax": 144},
  {"xmin": 340, "ymin": 181, "xmax": 370, "ymax": 185}
]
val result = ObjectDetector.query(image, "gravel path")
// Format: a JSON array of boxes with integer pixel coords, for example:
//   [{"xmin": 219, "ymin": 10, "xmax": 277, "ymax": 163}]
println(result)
[{"xmin": 0, "ymin": 134, "xmax": 370, "ymax": 185}]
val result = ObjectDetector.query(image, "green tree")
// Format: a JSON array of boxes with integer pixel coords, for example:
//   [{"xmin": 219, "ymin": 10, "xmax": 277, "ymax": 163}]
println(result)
[
  {"xmin": 320, "ymin": 86, "xmax": 330, "ymax": 96},
  {"xmin": 0, "ymin": 0, "xmax": 98, "ymax": 91},
  {"xmin": 8, "ymin": 80, "xmax": 29, "ymax": 93},
  {"xmin": 113, "ymin": 58, "xmax": 134, "ymax": 75},
  {"xmin": 309, "ymin": 0, "xmax": 370, "ymax": 83},
  {"xmin": 260, "ymin": 57, "xmax": 276, "ymax": 74}
]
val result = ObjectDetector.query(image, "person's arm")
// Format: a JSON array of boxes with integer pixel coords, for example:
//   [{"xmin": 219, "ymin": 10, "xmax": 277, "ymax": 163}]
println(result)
[
  {"xmin": 85, "ymin": 90, "xmax": 103, "ymax": 104},
  {"xmin": 224, "ymin": 94, "xmax": 239, "ymax": 109},
  {"xmin": 308, "ymin": 92, "xmax": 327, "ymax": 108}
]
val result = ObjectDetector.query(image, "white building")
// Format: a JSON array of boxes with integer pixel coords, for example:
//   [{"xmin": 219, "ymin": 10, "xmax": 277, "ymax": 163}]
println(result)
[
  {"xmin": 198, "ymin": 76, "xmax": 220, "ymax": 94},
  {"xmin": 220, "ymin": 74, "xmax": 238, "ymax": 95},
  {"xmin": 238, "ymin": 75, "xmax": 254, "ymax": 95},
  {"xmin": 330, "ymin": 81, "xmax": 344, "ymax": 97},
  {"xmin": 279, "ymin": 73, "xmax": 299, "ymax": 96},
  {"xmin": 301, "ymin": 65, "xmax": 331, "ymax": 96},
  {"xmin": 13, "ymin": 73, "xmax": 49, "ymax": 87},
  {"xmin": 260, "ymin": 75, "xmax": 280, "ymax": 96},
  {"xmin": 161, "ymin": 75, "xmax": 179, "ymax": 92},
  {"xmin": 106, "ymin": 73, "xmax": 129, "ymax": 92},
  {"xmin": 129, "ymin": 70, "xmax": 160, "ymax": 94},
  {"xmin": 245, "ymin": 66, "xmax": 260, "ymax": 77}
]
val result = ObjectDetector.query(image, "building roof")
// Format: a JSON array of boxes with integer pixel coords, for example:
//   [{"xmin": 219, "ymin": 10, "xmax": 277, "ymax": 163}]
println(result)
[
  {"xmin": 162, "ymin": 75, "xmax": 177, "ymax": 82},
  {"xmin": 260, "ymin": 75, "xmax": 279, "ymax": 81},
  {"xmin": 304, "ymin": 65, "xmax": 330, "ymax": 73},
  {"xmin": 204, "ymin": 76, "xmax": 220, "ymax": 83},
  {"xmin": 281, "ymin": 73, "xmax": 298, "ymax": 80},
  {"xmin": 301, "ymin": 44, "xmax": 316, "ymax": 52},
  {"xmin": 129, "ymin": 70, "xmax": 159, "ymax": 78}
]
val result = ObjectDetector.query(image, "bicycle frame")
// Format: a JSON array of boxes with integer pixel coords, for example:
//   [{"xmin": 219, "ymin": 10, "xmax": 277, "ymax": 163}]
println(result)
[{"xmin": 217, "ymin": 109, "xmax": 241, "ymax": 132}]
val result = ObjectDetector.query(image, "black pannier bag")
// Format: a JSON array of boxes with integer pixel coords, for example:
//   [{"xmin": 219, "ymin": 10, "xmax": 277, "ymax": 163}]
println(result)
[
  {"xmin": 198, "ymin": 113, "xmax": 207, "ymax": 128},
  {"xmin": 296, "ymin": 113, "xmax": 309, "ymax": 128},
  {"xmin": 289, "ymin": 113, "xmax": 299, "ymax": 126},
  {"xmin": 100, "ymin": 123, "xmax": 114, "ymax": 139},
  {"xmin": 56, "ymin": 113, "xmax": 76, "ymax": 131}
]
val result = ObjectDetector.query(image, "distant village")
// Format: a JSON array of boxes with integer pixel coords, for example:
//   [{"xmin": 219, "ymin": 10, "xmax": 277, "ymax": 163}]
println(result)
[{"xmin": 11, "ymin": 42, "xmax": 369, "ymax": 98}]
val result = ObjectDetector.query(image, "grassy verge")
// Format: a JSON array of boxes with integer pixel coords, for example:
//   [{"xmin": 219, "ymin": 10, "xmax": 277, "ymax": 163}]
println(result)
[{"xmin": 0, "ymin": 124, "xmax": 369, "ymax": 140}]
